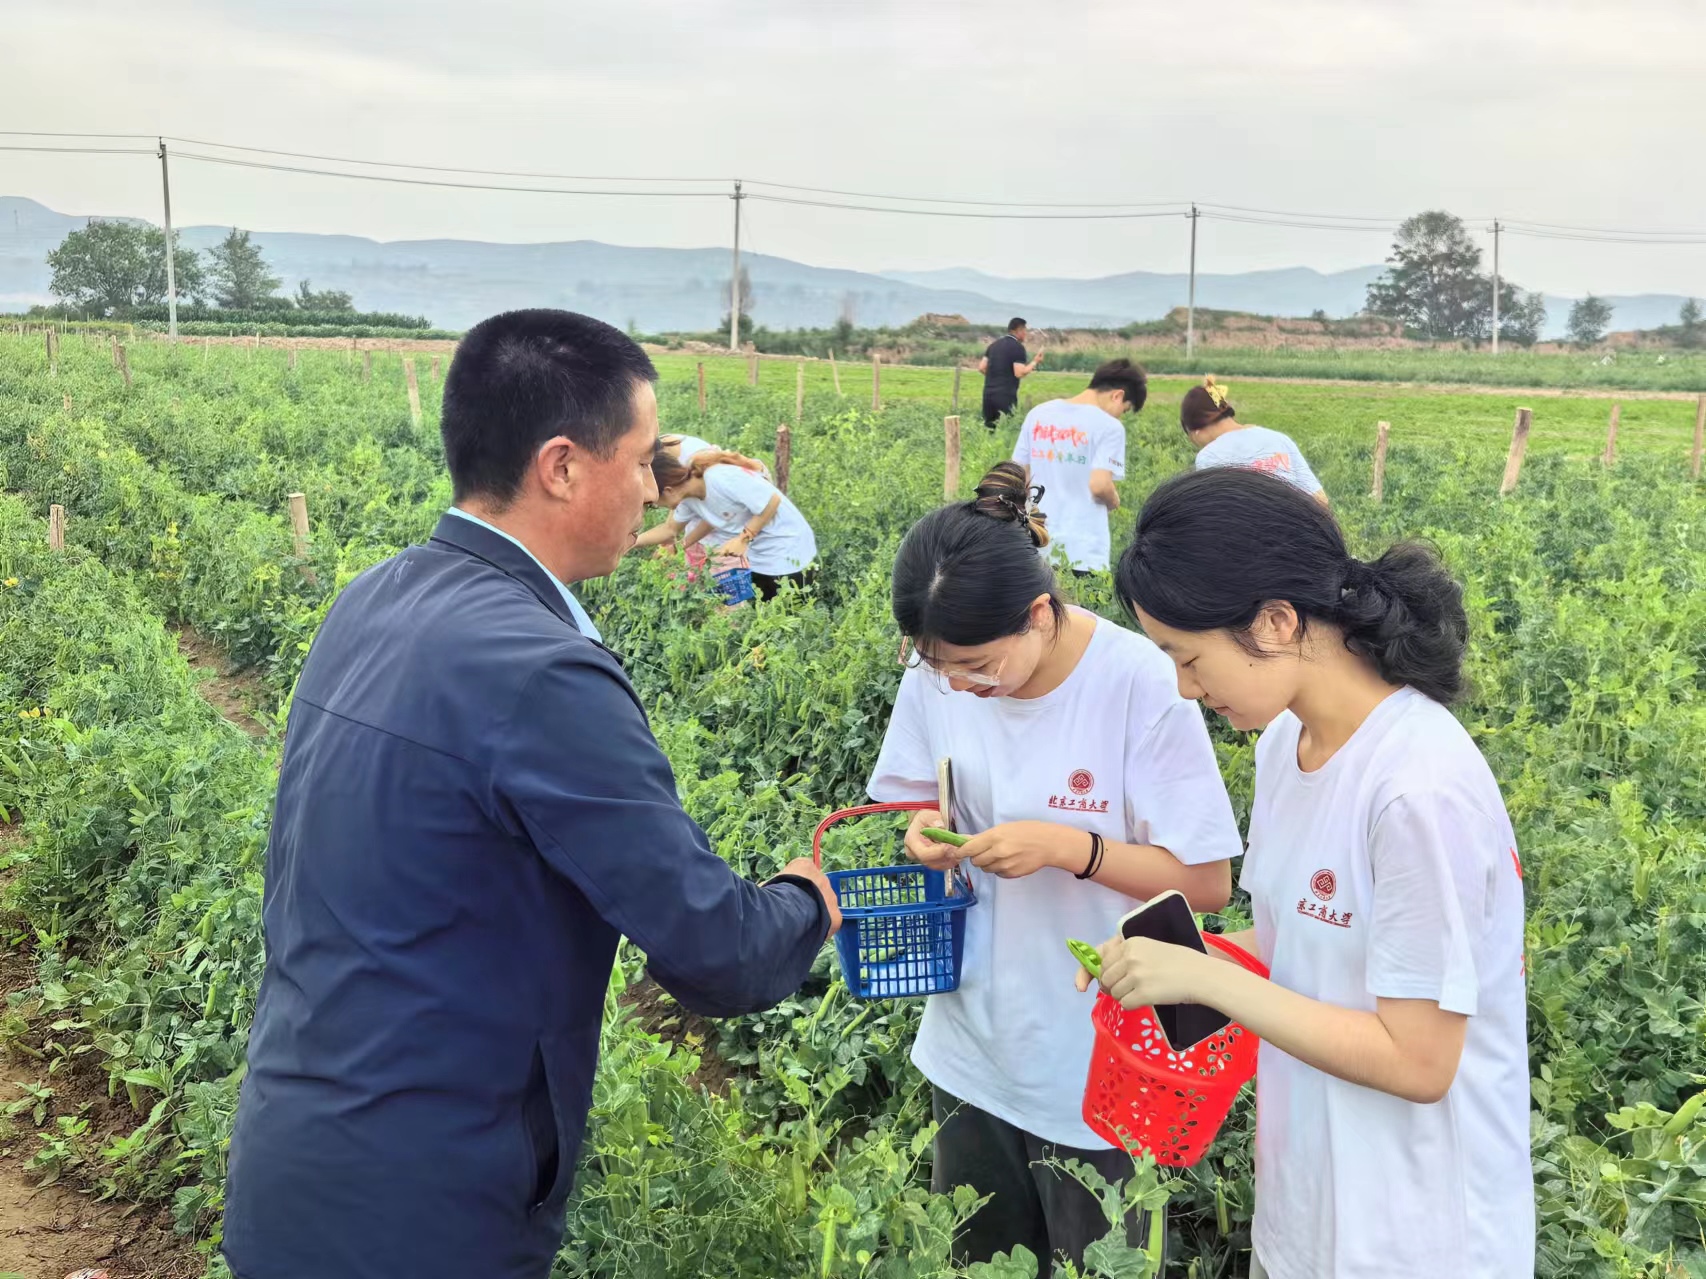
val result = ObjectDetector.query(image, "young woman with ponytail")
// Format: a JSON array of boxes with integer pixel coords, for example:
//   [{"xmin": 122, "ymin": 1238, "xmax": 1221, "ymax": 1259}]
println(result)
[
  {"xmin": 1085, "ymin": 467, "xmax": 1532, "ymax": 1279},
  {"xmin": 866, "ymin": 461, "xmax": 1242, "ymax": 1269},
  {"xmin": 648, "ymin": 444, "xmax": 817, "ymax": 601},
  {"xmin": 1181, "ymin": 376, "xmax": 1329, "ymax": 506},
  {"xmin": 633, "ymin": 436, "xmax": 770, "ymax": 557}
]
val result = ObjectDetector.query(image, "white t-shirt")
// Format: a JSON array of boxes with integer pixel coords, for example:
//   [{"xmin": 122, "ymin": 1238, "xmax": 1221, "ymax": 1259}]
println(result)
[
  {"xmin": 867, "ymin": 615, "xmax": 1243, "ymax": 1147},
  {"xmin": 1242, "ymin": 688, "xmax": 1532, "ymax": 1279},
  {"xmin": 1194, "ymin": 425, "xmax": 1322, "ymax": 496},
  {"xmin": 676, "ymin": 464, "xmax": 816, "ymax": 577},
  {"xmin": 672, "ymin": 434, "xmax": 714, "ymax": 461},
  {"xmin": 1011, "ymin": 401, "xmax": 1127, "ymax": 571}
]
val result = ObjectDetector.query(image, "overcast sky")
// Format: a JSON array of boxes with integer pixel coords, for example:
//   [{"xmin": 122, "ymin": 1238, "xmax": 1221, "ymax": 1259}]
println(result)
[{"xmin": 6, "ymin": 0, "xmax": 1705, "ymax": 298}]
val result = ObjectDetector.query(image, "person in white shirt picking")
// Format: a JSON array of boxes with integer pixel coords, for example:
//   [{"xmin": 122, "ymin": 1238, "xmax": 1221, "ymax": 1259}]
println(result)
[
  {"xmin": 648, "ymin": 445, "xmax": 817, "ymax": 601},
  {"xmin": 1182, "ymin": 376, "xmax": 1328, "ymax": 506},
  {"xmin": 1083, "ymin": 467, "xmax": 1532, "ymax": 1279},
  {"xmin": 632, "ymin": 436, "xmax": 769, "ymax": 564},
  {"xmin": 1011, "ymin": 358, "xmax": 1145, "ymax": 576},
  {"xmin": 867, "ymin": 461, "xmax": 1242, "ymax": 1271}
]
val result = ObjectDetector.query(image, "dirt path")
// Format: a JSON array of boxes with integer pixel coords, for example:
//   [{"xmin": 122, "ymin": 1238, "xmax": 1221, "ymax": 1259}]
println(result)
[
  {"xmin": 171, "ymin": 628, "xmax": 269, "ymax": 739},
  {"xmin": 0, "ymin": 829, "xmax": 200, "ymax": 1279}
]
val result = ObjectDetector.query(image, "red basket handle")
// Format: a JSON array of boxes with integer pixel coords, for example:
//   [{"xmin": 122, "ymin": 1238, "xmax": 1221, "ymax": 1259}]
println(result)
[{"xmin": 812, "ymin": 801, "xmax": 939, "ymax": 868}]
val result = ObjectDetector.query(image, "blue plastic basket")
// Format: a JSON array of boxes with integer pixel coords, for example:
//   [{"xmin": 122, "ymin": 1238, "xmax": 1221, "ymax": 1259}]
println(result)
[
  {"xmin": 813, "ymin": 802, "xmax": 976, "ymax": 1000},
  {"xmin": 710, "ymin": 554, "xmax": 755, "ymax": 605}
]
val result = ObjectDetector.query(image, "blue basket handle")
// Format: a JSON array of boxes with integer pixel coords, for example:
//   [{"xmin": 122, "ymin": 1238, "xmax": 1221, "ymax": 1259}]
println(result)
[{"xmin": 811, "ymin": 801, "xmax": 974, "ymax": 897}]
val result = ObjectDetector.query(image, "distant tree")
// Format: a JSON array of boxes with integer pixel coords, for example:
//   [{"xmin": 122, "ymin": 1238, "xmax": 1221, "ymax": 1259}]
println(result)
[
  {"xmin": 718, "ymin": 265, "xmax": 753, "ymax": 338},
  {"xmin": 1310, "ymin": 308, "xmax": 1329, "ymax": 324},
  {"xmin": 294, "ymin": 279, "xmax": 354, "ymax": 311},
  {"xmin": 46, "ymin": 220, "xmax": 204, "ymax": 314},
  {"xmin": 207, "ymin": 229, "xmax": 282, "ymax": 309},
  {"xmin": 1679, "ymin": 297, "xmax": 1704, "ymax": 350},
  {"xmin": 1566, "ymin": 295, "xmax": 1614, "ymax": 347},
  {"xmin": 1365, "ymin": 211, "xmax": 1488, "ymax": 340},
  {"xmin": 1498, "ymin": 289, "xmax": 1550, "ymax": 347}
]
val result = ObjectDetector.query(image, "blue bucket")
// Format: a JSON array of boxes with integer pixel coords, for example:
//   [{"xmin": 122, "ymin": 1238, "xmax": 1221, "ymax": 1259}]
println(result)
[{"xmin": 813, "ymin": 803, "xmax": 976, "ymax": 1000}]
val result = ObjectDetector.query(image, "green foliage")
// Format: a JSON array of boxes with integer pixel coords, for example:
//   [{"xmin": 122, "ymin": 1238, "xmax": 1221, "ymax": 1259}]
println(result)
[
  {"xmin": 294, "ymin": 280, "xmax": 354, "ymax": 311},
  {"xmin": 0, "ymin": 332, "xmax": 1702, "ymax": 1277},
  {"xmin": 1365, "ymin": 210, "xmax": 1498, "ymax": 341},
  {"xmin": 47, "ymin": 220, "xmax": 205, "ymax": 314},
  {"xmin": 1568, "ymin": 295, "xmax": 1616, "ymax": 348},
  {"xmin": 205, "ymin": 229, "xmax": 282, "ymax": 310}
]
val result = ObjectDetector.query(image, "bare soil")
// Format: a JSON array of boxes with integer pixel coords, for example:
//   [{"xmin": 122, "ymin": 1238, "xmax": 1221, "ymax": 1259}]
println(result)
[
  {"xmin": 171, "ymin": 628, "xmax": 269, "ymax": 739},
  {"xmin": 621, "ymin": 978, "xmax": 740, "ymax": 1097},
  {"xmin": 0, "ymin": 854, "xmax": 202, "ymax": 1279}
]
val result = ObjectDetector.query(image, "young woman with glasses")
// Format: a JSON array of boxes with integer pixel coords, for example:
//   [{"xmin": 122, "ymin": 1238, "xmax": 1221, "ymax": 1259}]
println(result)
[{"xmin": 865, "ymin": 461, "xmax": 1243, "ymax": 1270}]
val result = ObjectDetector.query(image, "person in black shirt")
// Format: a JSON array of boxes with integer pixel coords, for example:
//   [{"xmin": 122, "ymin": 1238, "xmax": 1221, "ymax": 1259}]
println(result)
[{"xmin": 978, "ymin": 317, "xmax": 1043, "ymax": 429}]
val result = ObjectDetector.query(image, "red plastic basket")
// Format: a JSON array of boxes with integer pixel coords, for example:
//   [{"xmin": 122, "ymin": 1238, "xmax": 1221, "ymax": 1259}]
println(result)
[{"xmin": 1081, "ymin": 932, "xmax": 1269, "ymax": 1167}]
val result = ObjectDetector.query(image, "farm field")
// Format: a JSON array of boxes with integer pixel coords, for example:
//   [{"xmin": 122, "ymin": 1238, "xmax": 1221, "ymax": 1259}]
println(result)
[{"xmin": 0, "ymin": 330, "xmax": 1702, "ymax": 1278}]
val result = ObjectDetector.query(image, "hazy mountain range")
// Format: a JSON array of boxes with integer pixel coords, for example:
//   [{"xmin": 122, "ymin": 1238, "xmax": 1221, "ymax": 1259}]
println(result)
[{"xmin": 1, "ymin": 196, "xmax": 1695, "ymax": 339}]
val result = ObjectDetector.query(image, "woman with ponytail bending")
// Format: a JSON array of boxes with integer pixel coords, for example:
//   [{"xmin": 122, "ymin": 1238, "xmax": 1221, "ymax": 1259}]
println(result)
[
  {"xmin": 1181, "ymin": 377, "xmax": 1328, "ymax": 506},
  {"xmin": 866, "ymin": 462, "xmax": 1242, "ymax": 1269},
  {"xmin": 1085, "ymin": 468, "xmax": 1532, "ymax": 1279}
]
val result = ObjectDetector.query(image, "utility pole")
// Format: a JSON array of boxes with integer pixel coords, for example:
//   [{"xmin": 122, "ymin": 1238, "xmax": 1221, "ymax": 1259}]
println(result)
[
  {"xmin": 1185, "ymin": 203, "xmax": 1200, "ymax": 360},
  {"xmin": 728, "ymin": 179, "xmax": 744, "ymax": 353},
  {"xmin": 1490, "ymin": 219, "xmax": 1501, "ymax": 356},
  {"xmin": 159, "ymin": 138, "xmax": 178, "ymax": 341}
]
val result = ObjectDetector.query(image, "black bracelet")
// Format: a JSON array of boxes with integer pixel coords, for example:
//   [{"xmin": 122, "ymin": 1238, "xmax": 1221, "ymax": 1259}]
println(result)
[{"xmin": 1075, "ymin": 831, "xmax": 1104, "ymax": 881}]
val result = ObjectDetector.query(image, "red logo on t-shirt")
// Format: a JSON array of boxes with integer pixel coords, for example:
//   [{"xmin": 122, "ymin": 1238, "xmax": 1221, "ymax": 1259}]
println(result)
[
  {"xmin": 1068, "ymin": 769, "xmax": 1095, "ymax": 795},
  {"xmin": 1310, "ymin": 869, "xmax": 1337, "ymax": 902}
]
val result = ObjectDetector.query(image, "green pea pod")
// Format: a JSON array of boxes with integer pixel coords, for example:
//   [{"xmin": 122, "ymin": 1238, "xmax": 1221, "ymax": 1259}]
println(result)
[
  {"xmin": 1067, "ymin": 938, "xmax": 1103, "ymax": 979},
  {"xmin": 1662, "ymin": 1090, "xmax": 1704, "ymax": 1137},
  {"xmin": 921, "ymin": 827, "xmax": 969, "ymax": 848}
]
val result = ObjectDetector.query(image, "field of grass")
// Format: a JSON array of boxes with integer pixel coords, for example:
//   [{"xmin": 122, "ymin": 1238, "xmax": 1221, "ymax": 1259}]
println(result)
[
  {"xmin": 0, "ymin": 332, "xmax": 1702, "ymax": 1278},
  {"xmin": 656, "ymin": 352, "xmax": 1706, "ymax": 461}
]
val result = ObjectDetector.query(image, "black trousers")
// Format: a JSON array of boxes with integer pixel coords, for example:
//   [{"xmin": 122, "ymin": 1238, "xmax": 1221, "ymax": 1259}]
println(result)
[
  {"xmin": 982, "ymin": 392, "xmax": 1018, "ymax": 430},
  {"xmin": 931, "ymin": 1086, "xmax": 1156, "ymax": 1272},
  {"xmin": 751, "ymin": 567, "xmax": 815, "ymax": 601}
]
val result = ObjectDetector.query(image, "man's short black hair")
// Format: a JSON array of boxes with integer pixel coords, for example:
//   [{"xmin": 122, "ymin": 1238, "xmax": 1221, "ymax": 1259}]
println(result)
[
  {"xmin": 441, "ymin": 308, "xmax": 658, "ymax": 506},
  {"xmin": 1007, "ymin": 317, "xmax": 1027, "ymax": 332},
  {"xmin": 1088, "ymin": 357, "xmax": 1149, "ymax": 413}
]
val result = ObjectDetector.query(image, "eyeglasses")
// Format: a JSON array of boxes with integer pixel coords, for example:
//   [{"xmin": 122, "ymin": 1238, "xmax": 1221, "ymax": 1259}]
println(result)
[{"xmin": 897, "ymin": 637, "xmax": 1007, "ymax": 689}]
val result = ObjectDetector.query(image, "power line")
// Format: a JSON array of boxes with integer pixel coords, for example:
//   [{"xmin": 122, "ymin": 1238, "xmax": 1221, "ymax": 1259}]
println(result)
[
  {"xmin": 170, "ymin": 150, "xmax": 728, "ymax": 199},
  {"xmin": 0, "ymin": 130, "xmax": 157, "ymax": 141},
  {"xmin": 744, "ymin": 178, "xmax": 1187, "ymax": 210},
  {"xmin": 163, "ymin": 135, "xmax": 730, "ymax": 186},
  {"xmin": 0, "ymin": 144, "xmax": 154, "ymax": 156},
  {"xmin": 745, "ymin": 193, "xmax": 1190, "ymax": 221}
]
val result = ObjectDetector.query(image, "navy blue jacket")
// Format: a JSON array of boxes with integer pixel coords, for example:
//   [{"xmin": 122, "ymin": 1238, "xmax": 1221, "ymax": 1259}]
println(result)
[{"xmin": 223, "ymin": 515, "xmax": 830, "ymax": 1279}]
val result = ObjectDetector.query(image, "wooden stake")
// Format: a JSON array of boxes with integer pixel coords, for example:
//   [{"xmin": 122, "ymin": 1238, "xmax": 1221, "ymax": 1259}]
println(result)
[
  {"xmin": 45, "ymin": 329, "xmax": 55, "ymax": 377},
  {"xmin": 747, "ymin": 354, "xmax": 759, "ymax": 387},
  {"xmin": 404, "ymin": 357, "xmax": 423, "ymax": 428},
  {"xmin": 287, "ymin": 492, "xmax": 317, "ymax": 586},
  {"xmin": 430, "ymin": 355, "xmax": 441, "ymax": 380},
  {"xmin": 828, "ymin": 348, "xmax": 842, "ymax": 396},
  {"xmin": 871, "ymin": 353, "xmax": 882, "ymax": 411},
  {"xmin": 952, "ymin": 364, "xmax": 962, "ymax": 415},
  {"xmin": 795, "ymin": 361, "xmax": 805, "ymax": 427},
  {"xmin": 1499, "ymin": 407, "xmax": 1532, "ymax": 496},
  {"xmin": 203, "ymin": 336, "xmax": 210, "ymax": 362},
  {"xmin": 944, "ymin": 414, "xmax": 962, "ymax": 500},
  {"xmin": 1602, "ymin": 403, "xmax": 1620, "ymax": 468},
  {"xmin": 1693, "ymin": 395, "xmax": 1706, "ymax": 482},
  {"xmin": 1371, "ymin": 420, "xmax": 1390, "ymax": 501},
  {"xmin": 774, "ymin": 423, "xmax": 792, "ymax": 495},
  {"xmin": 48, "ymin": 505, "xmax": 65, "ymax": 551},
  {"xmin": 114, "ymin": 342, "xmax": 132, "ymax": 388},
  {"xmin": 364, "ymin": 350, "xmax": 373, "ymax": 382},
  {"xmin": 289, "ymin": 346, "xmax": 298, "ymax": 371},
  {"xmin": 697, "ymin": 362, "xmax": 707, "ymax": 412},
  {"xmin": 62, "ymin": 394, "xmax": 71, "ymax": 414}
]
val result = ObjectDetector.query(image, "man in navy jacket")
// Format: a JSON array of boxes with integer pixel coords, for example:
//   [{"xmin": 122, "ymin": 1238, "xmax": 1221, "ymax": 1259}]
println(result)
[{"xmin": 223, "ymin": 310, "xmax": 841, "ymax": 1279}]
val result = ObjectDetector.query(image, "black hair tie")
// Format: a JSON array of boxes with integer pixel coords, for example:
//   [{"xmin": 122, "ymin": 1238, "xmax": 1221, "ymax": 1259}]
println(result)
[{"xmin": 1342, "ymin": 559, "xmax": 1376, "ymax": 593}]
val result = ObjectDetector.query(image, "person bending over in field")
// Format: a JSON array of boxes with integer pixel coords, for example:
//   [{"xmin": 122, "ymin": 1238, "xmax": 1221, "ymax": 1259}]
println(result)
[
  {"xmin": 632, "ymin": 435, "xmax": 770, "ymax": 577},
  {"xmin": 1181, "ymin": 376, "xmax": 1328, "ymax": 505},
  {"xmin": 222, "ymin": 309, "xmax": 840, "ymax": 1279},
  {"xmin": 867, "ymin": 461, "xmax": 1240, "ymax": 1270},
  {"xmin": 650, "ymin": 444, "xmax": 818, "ymax": 602},
  {"xmin": 1081, "ymin": 468, "xmax": 1532, "ymax": 1279}
]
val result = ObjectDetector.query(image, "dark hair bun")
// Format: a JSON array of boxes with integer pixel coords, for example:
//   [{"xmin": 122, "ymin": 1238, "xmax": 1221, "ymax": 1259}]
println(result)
[
  {"xmin": 1335, "ymin": 545, "xmax": 1468, "ymax": 703},
  {"xmin": 972, "ymin": 462, "xmax": 1049, "ymax": 548}
]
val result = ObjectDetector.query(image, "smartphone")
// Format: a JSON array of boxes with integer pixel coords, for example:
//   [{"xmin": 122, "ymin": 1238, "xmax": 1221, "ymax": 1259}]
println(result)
[
  {"xmin": 936, "ymin": 757, "xmax": 954, "ymax": 832},
  {"xmin": 1117, "ymin": 891, "xmax": 1232, "ymax": 1052}
]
